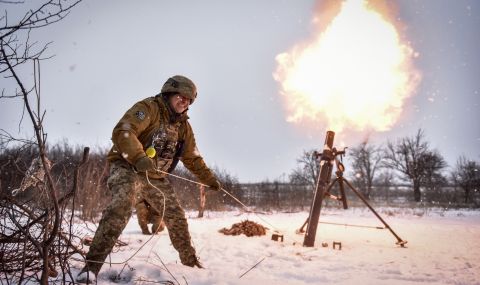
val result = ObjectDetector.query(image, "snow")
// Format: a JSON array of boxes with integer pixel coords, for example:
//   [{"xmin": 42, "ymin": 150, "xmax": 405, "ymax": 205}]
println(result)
[{"xmin": 71, "ymin": 208, "xmax": 480, "ymax": 285}]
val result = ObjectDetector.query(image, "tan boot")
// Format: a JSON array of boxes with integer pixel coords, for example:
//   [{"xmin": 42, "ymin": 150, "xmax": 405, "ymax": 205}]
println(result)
[
  {"xmin": 182, "ymin": 255, "xmax": 203, "ymax": 268},
  {"xmin": 140, "ymin": 224, "xmax": 151, "ymax": 235},
  {"xmin": 181, "ymin": 254, "xmax": 204, "ymax": 268}
]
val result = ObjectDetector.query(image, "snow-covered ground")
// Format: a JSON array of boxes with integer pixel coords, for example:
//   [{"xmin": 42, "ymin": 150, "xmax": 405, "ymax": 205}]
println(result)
[{"xmin": 72, "ymin": 208, "xmax": 480, "ymax": 285}]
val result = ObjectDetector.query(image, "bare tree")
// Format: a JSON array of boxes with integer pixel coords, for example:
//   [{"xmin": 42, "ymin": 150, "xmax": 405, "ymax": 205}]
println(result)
[
  {"xmin": 451, "ymin": 156, "xmax": 480, "ymax": 204},
  {"xmin": 383, "ymin": 129, "xmax": 434, "ymax": 202},
  {"xmin": 289, "ymin": 149, "xmax": 319, "ymax": 190},
  {"xmin": 0, "ymin": 1, "xmax": 83, "ymax": 284},
  {"xmin": 349, "ymin": 140, "xmax": 382, "ymax": 199},
  {"xmin": 376, "ymin": 170, "xmax": 394, "ymax": 204},
  {"xmin": 171, "ymin": 164, "xmax": 242, "ymax": 211},
  {"xmin": 1, "ymin": 1, "xmax": 82, "ymax": 82},
  {"xmin": 420, "ymin": 150, "xmax": 447, "ymax": 201}
]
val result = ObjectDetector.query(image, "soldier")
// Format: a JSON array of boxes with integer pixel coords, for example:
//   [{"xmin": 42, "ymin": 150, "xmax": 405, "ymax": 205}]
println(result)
[{"xmin": 77, "ymin": 75, "xmax": 221, "ymax": 282}]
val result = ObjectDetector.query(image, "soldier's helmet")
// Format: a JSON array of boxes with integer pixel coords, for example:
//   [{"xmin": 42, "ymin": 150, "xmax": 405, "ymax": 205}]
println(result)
[{"xmin": 161, "ymin": 75, "xmax": 197, "ymax": 104}]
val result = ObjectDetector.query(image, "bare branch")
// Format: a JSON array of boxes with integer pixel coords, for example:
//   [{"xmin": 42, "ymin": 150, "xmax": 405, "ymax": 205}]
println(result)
[
  {"xmin": 0, "ymin": 1, "xmax": 82, "ymax": 40},
  {"xmin": 0, "ymin": 1, "xmax": 25, "ymax": 4},
  {"xmin": 0, "ymin": 1, "xmax": 83, "ymax": 282}
]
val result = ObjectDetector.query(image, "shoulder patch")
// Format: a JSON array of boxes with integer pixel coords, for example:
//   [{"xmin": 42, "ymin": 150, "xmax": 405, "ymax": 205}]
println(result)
[{"xmin": 135, "ymin": 110, "xmax": 146, "ymax": 120}]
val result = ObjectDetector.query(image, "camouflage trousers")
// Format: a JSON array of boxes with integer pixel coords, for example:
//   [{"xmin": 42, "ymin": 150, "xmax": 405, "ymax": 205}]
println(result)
[
  {"xmin": 135, "ymin": 199, "xmax": 165, "ymax": 235},
  {"xmin": 84, "ymin": 160, "xmax": 197, "ymax": 274}
]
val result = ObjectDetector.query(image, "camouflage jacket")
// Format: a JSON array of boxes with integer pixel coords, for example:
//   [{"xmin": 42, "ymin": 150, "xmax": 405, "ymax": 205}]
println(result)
[{"xmin": 107, "ymin": 95, "xmax": 216, "ymax": 184}]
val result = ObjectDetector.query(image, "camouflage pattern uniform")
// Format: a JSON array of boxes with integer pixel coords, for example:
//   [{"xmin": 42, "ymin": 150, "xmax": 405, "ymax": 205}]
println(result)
[{"xmin": 83, "ymin": 76, "xmax": 219, "ymax": 275}]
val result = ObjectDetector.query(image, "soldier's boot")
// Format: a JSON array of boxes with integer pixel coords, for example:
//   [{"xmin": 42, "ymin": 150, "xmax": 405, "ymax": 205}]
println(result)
[
  {"xmin": 140, "ymin": 224, "xmax": 151, "ymax": 235},
  {"xmin": 135, "ymin": 201, "xmax": 151, "ymax": 235},
  {"xmin": 181, "ymin": 253, "xmax": 204, "ymax": 268}
]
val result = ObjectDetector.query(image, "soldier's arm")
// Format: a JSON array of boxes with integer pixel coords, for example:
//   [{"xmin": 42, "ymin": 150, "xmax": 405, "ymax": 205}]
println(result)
[
  {"xmin": 180, "ymin": 122, "xmax": 217, "ymax": 185},
  {"xmin": 111, "ymin": 101, "xmax": 153, "ymax": 165}
]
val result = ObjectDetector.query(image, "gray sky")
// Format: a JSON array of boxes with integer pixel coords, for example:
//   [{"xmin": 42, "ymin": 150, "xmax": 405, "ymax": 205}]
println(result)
[{"xmin": 1, "ymin": 0, "xmax": 479, "ymax": 182}]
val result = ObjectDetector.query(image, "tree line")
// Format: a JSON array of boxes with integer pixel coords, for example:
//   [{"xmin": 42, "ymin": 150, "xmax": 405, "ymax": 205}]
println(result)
[
  {"xmin": 2, "ymin": 128, "xmax": 479, "ymax": 222},
  {"xmin": 290, "ymin": 129, "xmax": 479, "ymax": 207}
]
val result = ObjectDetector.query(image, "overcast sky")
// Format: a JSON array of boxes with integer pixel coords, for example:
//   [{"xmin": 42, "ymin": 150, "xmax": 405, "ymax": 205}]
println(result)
[{"xmin": 1, "ymin": 0, "xmax": 479, "ymax": 182}]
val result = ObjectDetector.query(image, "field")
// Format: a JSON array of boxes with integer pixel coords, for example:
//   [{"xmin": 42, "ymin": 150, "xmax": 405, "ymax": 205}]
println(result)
[{"xmin": 70, "ymin": 208, "xmax": 480, "ymax": 285}]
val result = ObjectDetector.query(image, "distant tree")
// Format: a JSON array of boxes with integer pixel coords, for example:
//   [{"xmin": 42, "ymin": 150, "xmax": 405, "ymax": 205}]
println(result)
[
  {"xmin": 210, "ymin": 165, "xmax": 243, "ymax": 206},
  {"xmin": 349, "ymin": 140, "xmax": 382, "ymax": 199},
  {"xmin": 289, "ymin": 149, "xmax": 319, "ymax": 190},
  {"xmin": 376, "ymin": 170, "xmax": 394, "ymax": 203},
  {"xmin": 383, "ymin": 129, "xmax": 441, "ymax": 202},
  {"xmin": 171, "ymin": 164, "xmax": 241, "ymax": 211},
  {"xmin": 451, "ymin": 156, "xmax": 480, "ymax": 204},
  {"xmin": 420, "ymin": 150, "xmax": 447, "ymax": 200}
]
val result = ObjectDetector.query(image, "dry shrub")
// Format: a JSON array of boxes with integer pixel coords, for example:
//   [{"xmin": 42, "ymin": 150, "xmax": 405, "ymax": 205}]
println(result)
[{"xmin": 219, "ymin": 220, "xmax": 268, "ymax": 237}]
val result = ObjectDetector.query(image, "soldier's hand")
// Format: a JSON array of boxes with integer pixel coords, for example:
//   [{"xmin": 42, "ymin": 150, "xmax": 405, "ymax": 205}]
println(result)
[
  {"xmin": 135, "ymin": 156, "xmax": 155, "ymax": 172},
  {"xmin": 207, "ymin": 179, "xmax": 222, "ymax": 191}
]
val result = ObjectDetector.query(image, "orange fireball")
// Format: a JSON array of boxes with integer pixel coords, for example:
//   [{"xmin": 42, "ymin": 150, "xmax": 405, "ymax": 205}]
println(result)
[{"xmin": 273, "ymin": 0, "xmax": 420, "ymax": 132}]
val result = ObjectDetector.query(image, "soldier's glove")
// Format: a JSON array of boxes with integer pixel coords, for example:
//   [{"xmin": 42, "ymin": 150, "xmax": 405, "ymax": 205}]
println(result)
[
  {"xmin": 134, "ymin": 156, "xmax": 155, "ymax": 172},
  {"xmin": 207, "ymin": 179, "xmax": 222, "ymax": 191}
]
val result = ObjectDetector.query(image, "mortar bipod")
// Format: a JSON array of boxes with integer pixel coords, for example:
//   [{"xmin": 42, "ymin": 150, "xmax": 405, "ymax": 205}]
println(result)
[{"xmin": 297, "ymin": 147, "xmax": 408, "ymax": 247}]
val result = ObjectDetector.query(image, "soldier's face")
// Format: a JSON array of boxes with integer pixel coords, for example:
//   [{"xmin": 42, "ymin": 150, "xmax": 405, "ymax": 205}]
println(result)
[{"xmin": 169, "ymin": 94, "xmax": 191, "ymax": 114}]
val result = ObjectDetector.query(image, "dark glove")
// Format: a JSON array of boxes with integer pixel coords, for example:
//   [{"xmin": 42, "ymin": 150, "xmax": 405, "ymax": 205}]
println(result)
[
  {"xmin": 207, "ymin": 179, "xmax": 222, "ymax": 191},
  {"xmin": 135, "ymin": 156, "xmax": 155, "ymax": 172}
]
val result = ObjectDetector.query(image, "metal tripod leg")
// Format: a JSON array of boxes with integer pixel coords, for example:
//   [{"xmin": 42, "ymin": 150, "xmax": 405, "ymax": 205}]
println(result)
[
  {"xmin": 342, "ymin": 178, "xmax": 408, "ymax": 247},
  {"xmin": 337, "ymin": 176, "xmax": 348, "ymax": 209},
  {"xmin": 296, "ymin": 218, "xmax": 309, "ymax": 234},
  {"xmin": 296, "ymin": 178, "xmax": 340, "ymax": 234}
]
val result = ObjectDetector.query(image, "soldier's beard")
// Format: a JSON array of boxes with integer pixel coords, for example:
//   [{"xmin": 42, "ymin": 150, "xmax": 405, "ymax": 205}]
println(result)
[{"xmin": 172, "ymin": 104, "xmax": 188, "ymax": 114}]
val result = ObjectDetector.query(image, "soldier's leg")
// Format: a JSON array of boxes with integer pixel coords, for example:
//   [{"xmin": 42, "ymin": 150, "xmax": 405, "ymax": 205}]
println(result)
[
  {"xmin": 135, "ymin": 201, "xmax": 151, "ymax": 235},
  {"xmin": 146, "ymin": 201, "xmax": 165, "ymax": 234},
  {"xmin": 139, "ymin": 187, "xmax": 165, "ymax": 234},
  {"xmin": 84, "ymin": 161, "xmax": 139, "ymax": 275},
  {"xmin": 142, "ymin": 178, "xmax": 199, "ymax": 266},
  {"xmin": 151, "ymin": 216, "xmax": 165, "ymax": 234}
]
